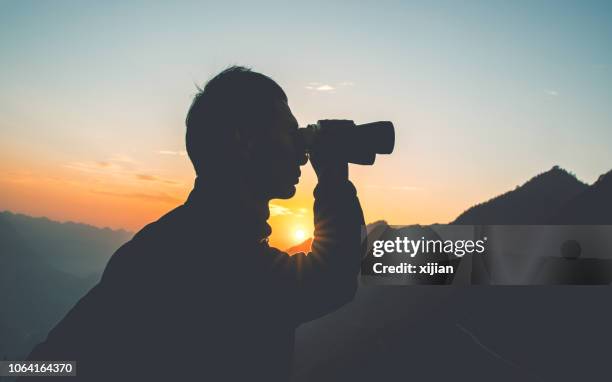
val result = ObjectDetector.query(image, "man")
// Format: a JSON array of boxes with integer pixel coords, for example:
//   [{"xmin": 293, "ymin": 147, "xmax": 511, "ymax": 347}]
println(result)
[{"xmin": 24, "ymin": 66, "xmax": 365, "ymax": 381}]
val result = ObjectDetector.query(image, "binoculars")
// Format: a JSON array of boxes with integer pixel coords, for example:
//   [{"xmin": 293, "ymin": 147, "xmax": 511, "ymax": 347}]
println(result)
[{"xmin": 297, "ymin": 120, "xmax": 395, "ymax": 165}]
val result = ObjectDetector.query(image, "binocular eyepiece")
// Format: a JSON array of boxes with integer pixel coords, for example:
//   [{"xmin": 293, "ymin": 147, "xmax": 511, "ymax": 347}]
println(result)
[{"xmin": 297, "ymin": 120, "xmax": 395, "ymax": 165}]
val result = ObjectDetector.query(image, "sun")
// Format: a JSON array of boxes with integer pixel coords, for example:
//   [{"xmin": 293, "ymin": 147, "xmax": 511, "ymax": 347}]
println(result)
[{"xmin": 293, "ymin": 228, "xmax": 307, "ymax": 242}]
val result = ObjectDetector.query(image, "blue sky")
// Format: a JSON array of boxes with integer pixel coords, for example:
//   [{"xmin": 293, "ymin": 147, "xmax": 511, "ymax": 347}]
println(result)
[{"xmin": 1, "ymin": 0, "xmax": 611, "ymax": 241}]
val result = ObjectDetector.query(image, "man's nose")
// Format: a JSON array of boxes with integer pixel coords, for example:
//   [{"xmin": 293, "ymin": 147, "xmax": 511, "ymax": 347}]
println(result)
[{"xmin": 293, "ymin": 135, "xmax": 308, "ymax": 166}]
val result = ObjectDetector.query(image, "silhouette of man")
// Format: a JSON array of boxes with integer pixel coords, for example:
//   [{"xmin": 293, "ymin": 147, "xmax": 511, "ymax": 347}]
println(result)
[{"xmin": 23, "ymin": 66, "xmax": 365, "ymax": 381}]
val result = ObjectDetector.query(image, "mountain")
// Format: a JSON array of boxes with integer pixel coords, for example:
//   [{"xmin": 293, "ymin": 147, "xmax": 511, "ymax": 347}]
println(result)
[
  {"xmin": 553, "ymin": 169, "xmax": 612, "ymax": 224},
  {"xmin": 0, "ymin": 211, "xmax": 132, "ymax": 359},
  {"xmin": 452, "ymin": 166, "xmax": 588, "ymax": 224},
  {"xmin": 286, "ymin": 238, "xmax": 313, "ymax": 255},
  {"xmin": 0, "ymin": 214, "xmax": 91, "ymax": 358},
  {"xmin": 0, "ymin": 211, "xmax": 132, "ymax": 277}
]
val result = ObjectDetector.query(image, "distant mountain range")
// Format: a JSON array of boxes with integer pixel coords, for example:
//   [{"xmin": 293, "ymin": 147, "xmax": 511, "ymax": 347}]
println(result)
[
  {"xmin": 0, "ymin": 211, "xmax": 132, "ymax": 277},
  {"xmin": 554, "ymin": 169, "xmax": 612, "ymax": 224},
  {"xmin": 288, "ymin": 166, "xmax": 612, "ymax": 253},
  {"xmin": 453, "ymin": 166, "xmax": 612, "ymax": 225},
  {"xmin": 0, "ymin": 211, "xmax": 132, "ymax": 358}
]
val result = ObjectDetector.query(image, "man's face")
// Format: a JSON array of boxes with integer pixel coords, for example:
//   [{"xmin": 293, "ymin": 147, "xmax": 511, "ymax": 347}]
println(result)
[{"xmin": 245, "ymin": 99, "xmax": 307, "ymax": 200}]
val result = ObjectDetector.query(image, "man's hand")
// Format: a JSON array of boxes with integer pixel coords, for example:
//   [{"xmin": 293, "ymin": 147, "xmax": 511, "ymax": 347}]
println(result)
[{"xmin": 309, "ymin": 120, "xmax": 351, "ymax": 184}]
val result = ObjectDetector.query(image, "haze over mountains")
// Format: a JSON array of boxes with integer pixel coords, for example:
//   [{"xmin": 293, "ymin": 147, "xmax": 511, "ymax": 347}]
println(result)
[
  {"xmin": 1, "ymin": 212, "xmax": 132, "ymax": 278},
  {"xmin": 0, "ymin": 165, "xmax": 610, "ymax": 374},
  {"xmin": 0, "ymin": 211, "xmax": 131, "ymax": 358}
]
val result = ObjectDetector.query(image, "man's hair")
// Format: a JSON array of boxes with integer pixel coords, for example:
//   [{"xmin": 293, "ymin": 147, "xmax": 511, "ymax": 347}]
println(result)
[{"xmin": 186, "ymin": 66, "xmax": 287, "ymax": 175}]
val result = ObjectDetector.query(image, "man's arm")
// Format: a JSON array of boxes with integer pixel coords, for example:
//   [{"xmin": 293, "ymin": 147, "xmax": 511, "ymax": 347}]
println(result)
[
  {"xmin": 303, "ymin": 178, "xmax": 366, "ymax": 320},
  {"xmin": 262, "ymin": 179, "xmax": 364, "ymax": 324},
  {"xmin": 262, "ymin": 132, "xmax": 366, "ymax": 324}
]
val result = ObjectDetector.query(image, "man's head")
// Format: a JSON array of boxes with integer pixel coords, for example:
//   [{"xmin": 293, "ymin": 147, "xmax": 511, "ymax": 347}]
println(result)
[{"xmin": 186, "ymin": 66, "xmax": 306, "ymax": 200}]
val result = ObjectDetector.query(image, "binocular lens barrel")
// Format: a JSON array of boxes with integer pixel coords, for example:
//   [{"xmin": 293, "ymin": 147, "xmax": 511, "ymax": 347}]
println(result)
[
  {"xmin": 354, "ymin": 121, "xmax": 395, "ymax": 155},
  {"xmin": 298, "ymin": 120, "xmax": 395, "ymax": 165}
]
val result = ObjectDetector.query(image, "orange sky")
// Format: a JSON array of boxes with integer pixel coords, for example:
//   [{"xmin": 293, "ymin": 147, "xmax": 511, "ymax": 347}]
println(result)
[
  {"xmin": 1, "ymin": 103, "xmax": 606, "ymax": 250},
  {"xmin": 1, "ymin": 132, "xmax": 604, "ymax": 250},
  {"xmin": 0, "ymin": 139, "xmax": 463, "ymax": 250}
]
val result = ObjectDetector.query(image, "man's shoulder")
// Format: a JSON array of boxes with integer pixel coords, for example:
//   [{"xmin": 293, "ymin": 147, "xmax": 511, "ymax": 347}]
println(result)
[
  {"xmin": 131, "ymin": 204, "xmax": 191, "ymax": 244},
  {"xmin": 101, "ymin": 205, "xmax": 193, "ymax": 278}
]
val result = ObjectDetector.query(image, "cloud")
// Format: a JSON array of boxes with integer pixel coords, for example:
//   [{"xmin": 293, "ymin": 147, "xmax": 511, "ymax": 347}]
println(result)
[
  {"xmin": 136, "ymin": 174, "xmax": 156, "ymax": 181},
  {"xmin": 269, "ymin": 204, "xmax": 293, "ymax": 216},
  {"xmin": 65, "ymin": 154, "xmax": 140, "ymax": 174},
  {"xmin": 158, "ymin": 150, "xmax": 188, "ymax": 156},
  {"xmin": 65, "ymin": 156, "xmax": 182, "ymax": 186},
  {"xmin": 135, "ymin": 174, "xmax": 181, "ymax": 185},
  {"xmin": 64, "ymin": 161, "xmax": 122, "ymax": 173},
  {"xmin": 110, "ymin": 154, "xmax": 137, "ymax": 163},
  {"xmin": 91, "ymin": 189, "xmax": 182, "ymax": 204},
  {"xmin": 306, "ymin": 82, "xmax": 336, "ymax": 92},
  {"xmin": 0, "ymin": 170, "xmax": 40, "ymax": 185},
  {"xmin": 545, "ymin": 89, "xmax": 559, "ymax": 96},
  {"xmin": 305, "ymin": 80, "xmax": 355, "ymax": 92},
  {"xmin": 316, "ymin": 84, "xmax": 335, "ymax": 91},
  {"xmin": 305, "ymin": 82, "xmax": 335, "ymax": 92},
  {"xmin": 269, "ymin": 204, "xmax": 309, "ymax": 217}
]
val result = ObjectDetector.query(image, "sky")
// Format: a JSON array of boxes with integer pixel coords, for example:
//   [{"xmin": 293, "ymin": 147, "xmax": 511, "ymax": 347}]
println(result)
[{"xmin": 1, "ymin": 0, "xmax": 611, "ymax": 249}]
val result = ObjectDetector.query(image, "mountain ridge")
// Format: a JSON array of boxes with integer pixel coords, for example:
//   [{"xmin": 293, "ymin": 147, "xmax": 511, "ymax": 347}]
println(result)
[
  {"xmin": 552, "ymin": 168, "xmax": 612, "ymax": 224},
  {"xmin": 452, "ymin": 165, "xmax": 589, "ymax": 224}
]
